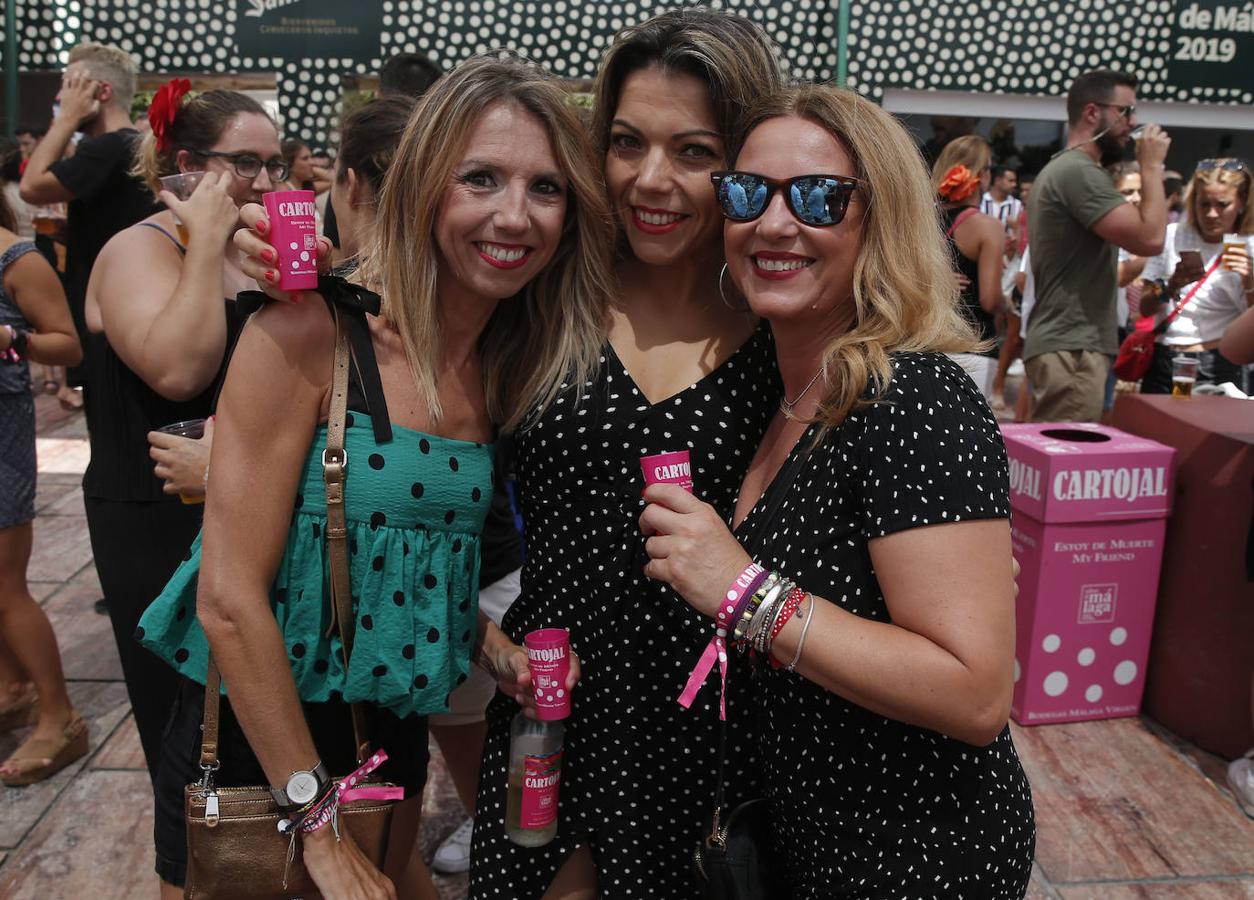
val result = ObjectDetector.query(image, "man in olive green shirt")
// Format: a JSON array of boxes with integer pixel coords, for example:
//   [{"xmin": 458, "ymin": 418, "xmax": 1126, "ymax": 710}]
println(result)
[{"xmin": 1026, "ymin": 70, "xmax": 1170, "ymax": 422}]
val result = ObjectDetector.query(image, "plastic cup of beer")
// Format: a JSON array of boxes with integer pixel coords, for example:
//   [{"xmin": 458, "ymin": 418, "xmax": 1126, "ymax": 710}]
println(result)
[
  {"xmin": 31, "ymin": 204, "xmax": 66, "ymax": 237},
  {"xmin": 524, "ymin": 628, "xmax": 572, "ymax": 721},
  {"xmin": 1171, "ymin": 355, "xmax": 1198, "ymax": 399},
  {"xmin": 158, "ymin": 171, "xmax": 207, "ymax": 245},
  {"xmin": 1222, "ymin": 233, "xmax": 1246, "ymax": 271},
  {"xmin": 155, "ymin": 418, "xmax": 207, "ymax": 503}
]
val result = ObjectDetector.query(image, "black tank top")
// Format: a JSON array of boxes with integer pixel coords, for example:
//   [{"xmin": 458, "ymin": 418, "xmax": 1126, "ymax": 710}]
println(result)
[
  {"xmin": 82, "ymin": 224, "xmax": 248, "ymax": 502},
  {"xmin": 943, "ymin": 206, "xmax": 998, "ymax": 357}
]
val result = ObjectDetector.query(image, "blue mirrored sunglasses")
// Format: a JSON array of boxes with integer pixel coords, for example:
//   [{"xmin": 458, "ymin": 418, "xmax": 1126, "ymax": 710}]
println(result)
[{"xmin": 710, "ymin": 171, "xmax": 863, "ymax": 227}]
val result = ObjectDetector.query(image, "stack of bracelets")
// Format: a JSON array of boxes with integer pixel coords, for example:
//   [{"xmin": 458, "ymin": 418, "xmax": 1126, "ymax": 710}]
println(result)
[
  {"xmin": 277, "ymin": 781, "xmax": 341, "ymax": 838},
  {"xmin": 729, "ymin": 565, "xmax": 818, "ymax": 671}
]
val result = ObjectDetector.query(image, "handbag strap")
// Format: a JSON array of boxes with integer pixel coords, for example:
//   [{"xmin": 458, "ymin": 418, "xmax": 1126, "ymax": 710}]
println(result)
[
  {"xmin": 199, "ymin": 309, "xmax": 370, "ymax": 771},
  {"xmin": 1155, "ymin": 256, "xmax": 1223, "ymax": 334},
  {"xmin": 707, "ymin": 433, "xmax": 813, "ymax": 842}
]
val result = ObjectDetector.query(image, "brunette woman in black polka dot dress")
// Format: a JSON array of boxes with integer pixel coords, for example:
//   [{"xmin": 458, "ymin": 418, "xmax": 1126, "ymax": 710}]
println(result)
[
  {"xmin": 469, "ymin": 11, "xmax": 786, "ymax": 898},
  {"xmin": 641, "ymin": 88, "xmax": 1034, "ymax": 897}
]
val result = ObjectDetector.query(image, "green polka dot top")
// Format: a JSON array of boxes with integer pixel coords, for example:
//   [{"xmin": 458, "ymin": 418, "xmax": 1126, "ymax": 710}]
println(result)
[{"xmin": 137, "ymin": 412, "xmax": 494, "ymax": 719}]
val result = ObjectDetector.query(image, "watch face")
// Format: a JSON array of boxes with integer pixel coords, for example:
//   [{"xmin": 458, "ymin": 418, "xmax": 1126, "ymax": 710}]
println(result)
[{"xmin": 287, "ymin": 771, "xmax": 319, "ymax": 805}]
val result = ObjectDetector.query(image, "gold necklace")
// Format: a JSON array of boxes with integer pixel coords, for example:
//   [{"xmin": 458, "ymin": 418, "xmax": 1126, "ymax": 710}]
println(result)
[{"xmin": 779, "ymin": 366, "xmax": 826, "ymax": 421}]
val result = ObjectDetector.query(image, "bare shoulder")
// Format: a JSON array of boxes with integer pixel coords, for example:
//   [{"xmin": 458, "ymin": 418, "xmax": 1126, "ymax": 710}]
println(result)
[
  {"xmin": 239, "ymin": 295, "xmax": 336, "ymax": 385},
  {"xmin": 96, "ymin": 215, "xmax": 182, "ymax": 270}
]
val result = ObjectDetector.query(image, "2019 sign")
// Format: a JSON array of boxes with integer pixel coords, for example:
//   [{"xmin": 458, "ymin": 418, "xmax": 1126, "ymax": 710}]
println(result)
[{"xmin": 1169, "ymin": 1, "xmax": 1254, "ymax": 91}]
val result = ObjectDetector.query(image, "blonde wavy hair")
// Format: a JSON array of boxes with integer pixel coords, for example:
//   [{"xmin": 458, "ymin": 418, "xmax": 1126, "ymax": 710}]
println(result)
[
  {"xmin": 364, "ymin": 54, "xmax": 615, "ymax": 433},
  {"xmin": 734, "ymin": 86, "xmax": 982, "ymax": 429},
  {"xmin": 1184, "ymin": 159, "xmax": 1253, "ymax": 235}
]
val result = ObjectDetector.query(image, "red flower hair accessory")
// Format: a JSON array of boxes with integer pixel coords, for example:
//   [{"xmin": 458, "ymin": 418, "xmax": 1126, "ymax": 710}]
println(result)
[
  {"xmin": 148, "ymin": 77, "xmax": 192, "ymax": 154},
  {"xmin": 938, "ymin": 164, "xmax": 981, "ymax": 202}
]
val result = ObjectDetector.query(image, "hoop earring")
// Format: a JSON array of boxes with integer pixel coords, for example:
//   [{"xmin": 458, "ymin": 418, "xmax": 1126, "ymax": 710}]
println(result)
[{"xmin": 719, "ymin": 263, "xmax": 749, "ymax": 312}]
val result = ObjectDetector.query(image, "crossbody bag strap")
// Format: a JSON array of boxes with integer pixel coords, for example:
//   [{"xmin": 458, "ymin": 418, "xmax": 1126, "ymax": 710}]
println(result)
[
  {"xmin": 324, "ymin": 309, "xmax": 371, "ymax": 763},
  {"xmin": 198, "ymin": 309, "xmax": 369, "ymax": 772},
  {"xmin": 1155, "ymin": 256, "xmax": 1223, "ymax": 334}
]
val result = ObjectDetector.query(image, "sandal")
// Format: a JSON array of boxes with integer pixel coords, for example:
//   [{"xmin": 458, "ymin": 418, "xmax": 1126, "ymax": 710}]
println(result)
[
  {"xmin": 0, "ymin": 683, "xmax": 39, "ymax": 732},
  {"xmin": 0, "ymin": 712, "xmax": 88, "ymax": 786}
]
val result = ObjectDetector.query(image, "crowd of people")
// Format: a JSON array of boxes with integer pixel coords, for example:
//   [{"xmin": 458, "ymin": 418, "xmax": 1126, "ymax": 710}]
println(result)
[
  {"xmin": 930, "ymin": 70, "xmax": 1253, "ymax": 422},
  {"xmin": 0, "ymin": 10, "xmax": 1250, "ymax": 900}
]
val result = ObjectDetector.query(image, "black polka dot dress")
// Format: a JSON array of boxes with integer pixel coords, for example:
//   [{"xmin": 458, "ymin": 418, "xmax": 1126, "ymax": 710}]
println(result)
[
  {"xmin": 470, "ymin": 325, "xmax": 781, "ymax": 898},
  {"xmin": 736, "ymin": 353, "xmax": 1035, "ymax": 899}
]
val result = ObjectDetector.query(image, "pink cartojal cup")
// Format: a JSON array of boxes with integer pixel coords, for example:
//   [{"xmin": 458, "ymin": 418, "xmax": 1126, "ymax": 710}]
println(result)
[
  {"xmin": 525, "ymin": 628, "xmax": 571, "ymax": 721},
  {"xmin": 640, "ymin": 450, "xmax": 693, "ymax": 493},
  {"xmin": 262, "ymin": 189, "xmax": 319, "ymax": 291}
]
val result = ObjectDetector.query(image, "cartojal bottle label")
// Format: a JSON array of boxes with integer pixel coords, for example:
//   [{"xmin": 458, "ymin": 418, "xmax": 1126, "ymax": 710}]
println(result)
[{"xmin": 520, "ymin": 747, "xmax": 563, "ymax": 829}]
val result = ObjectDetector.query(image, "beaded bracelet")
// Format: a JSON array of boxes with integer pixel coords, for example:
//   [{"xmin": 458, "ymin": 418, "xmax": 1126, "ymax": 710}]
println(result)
[{"xmin": 733, "ymin": 571, "xmax": 781, "ymax": 643}]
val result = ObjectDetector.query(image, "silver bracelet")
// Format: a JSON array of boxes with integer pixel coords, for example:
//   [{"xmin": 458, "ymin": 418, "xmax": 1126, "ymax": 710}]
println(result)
[
  {"xmin": 785, "ymin": 594, "xmax": 817, "ymax": 672},
  {"xmin": 755, "ymin": 582, "xmax": 794, "ymax": 654},
  {"xmin": 747, "ymin": 578, "xmax": 790, "ymax": 650}
]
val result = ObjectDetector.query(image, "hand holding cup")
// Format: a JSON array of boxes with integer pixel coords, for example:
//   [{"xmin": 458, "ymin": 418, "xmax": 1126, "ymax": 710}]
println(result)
[
  {"xmin": 233, "ymin": 202, "xmax": 333, "ymax": 303},
  {"xmin": 1134, "ymin": 123, "xmax": 1170, "ymax": 168},
  {"xmin": 157, "ymin": 170, "xmax": 238, "ymax": 245}
]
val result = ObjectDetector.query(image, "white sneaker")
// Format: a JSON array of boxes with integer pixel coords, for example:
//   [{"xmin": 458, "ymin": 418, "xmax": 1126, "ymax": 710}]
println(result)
[
  {"xmin": 1227, "ymin": 752, "xmax": 1254, "ymax": 820},
  {"xmin": 432, "ymin": 817, "xmax": 474, "ymax": 874}
]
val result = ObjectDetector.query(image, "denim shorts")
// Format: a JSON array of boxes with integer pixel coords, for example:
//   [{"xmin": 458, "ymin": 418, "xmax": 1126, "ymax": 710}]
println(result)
[{"xmin": 153, "ymin": 675, "xmax": 429, "ymax": 886}]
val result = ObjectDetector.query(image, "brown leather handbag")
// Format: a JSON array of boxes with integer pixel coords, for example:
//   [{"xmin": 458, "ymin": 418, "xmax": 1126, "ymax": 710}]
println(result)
[{"xmin": 184, "ymin": 311, "xmax": 400, "ymax": 899}]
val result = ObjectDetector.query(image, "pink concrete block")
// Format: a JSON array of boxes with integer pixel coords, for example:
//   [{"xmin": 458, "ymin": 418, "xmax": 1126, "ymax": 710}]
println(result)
[{"xmin": 1002, "ymin": 423, "xmax": 1175, "ymax": 725}]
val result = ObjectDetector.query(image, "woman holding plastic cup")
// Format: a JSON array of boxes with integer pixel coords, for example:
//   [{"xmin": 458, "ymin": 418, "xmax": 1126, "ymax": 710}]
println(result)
[
  {"xmin": 640, "ymin": 85, "xmax": 1034, "ymax": 896},
  {"xmin": 139, "ymin": 56, "xmax": 610, "ymax": 898},
  {"xmin": 78, "ymin": 83, "xmax": 284, "ymax": 799},
  {"xmin": 1138, "ymin": 158, "xmax": 1253, "ymax": 393}
]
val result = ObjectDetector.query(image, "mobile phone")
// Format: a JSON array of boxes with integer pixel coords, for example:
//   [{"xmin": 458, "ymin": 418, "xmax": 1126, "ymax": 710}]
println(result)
[{"xmin": 1179, "ymin": 249, "xmax": 1204, "ymax": 269}]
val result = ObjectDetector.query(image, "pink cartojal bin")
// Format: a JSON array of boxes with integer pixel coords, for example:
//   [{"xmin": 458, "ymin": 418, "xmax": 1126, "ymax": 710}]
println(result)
[
  {"xmin": 640, "ymin": 450, "xmax": 693, "ymax": 493},
  {"xmin": 525, "ymin": 628, "xmax": 571, "ymax": 721},
  {"xmin": 262, "ymin": 189, "xmax": 319, "ymax": 291}
]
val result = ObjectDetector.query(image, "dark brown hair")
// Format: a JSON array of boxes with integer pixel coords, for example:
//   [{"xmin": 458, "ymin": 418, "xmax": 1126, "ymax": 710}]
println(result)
[
  {"xmin": 1066, "ymin": 69, "xmax": 1138, "ymax": 126},
  {"xmin": 335, "ymin": 96, "xmax": 415, "ymax": 197},
  {"xmin": 131, "ymin": 89, "xmax": 272, "ymax": 195},
  {"xmin": 590, "ymin": 8, "xmax": 784, "ymax": 163}
]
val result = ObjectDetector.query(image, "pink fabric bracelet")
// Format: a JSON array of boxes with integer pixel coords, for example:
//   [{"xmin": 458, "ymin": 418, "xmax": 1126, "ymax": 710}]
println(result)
[
  {"xmin": 677, "ymin": 561, "xmax": 764, "ymax": 719},
  {"xmin": 298, "ymin": 749, "xmax": 404, "ymax": 835}
]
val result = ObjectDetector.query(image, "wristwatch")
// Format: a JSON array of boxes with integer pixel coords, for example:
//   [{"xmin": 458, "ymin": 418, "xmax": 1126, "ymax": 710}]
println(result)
[
  {"xmin": 12, "ymin": 329, "xmax": 28, "ymax": 357},
  {"xmin": 270, "ymin": 761, "xmax": 331, "ymax": 810}
]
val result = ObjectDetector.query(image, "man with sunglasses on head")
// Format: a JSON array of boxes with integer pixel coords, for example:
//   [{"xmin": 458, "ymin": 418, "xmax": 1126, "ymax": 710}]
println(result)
[
  {"xmin": 1024, "ymin": 69, "xmax": 1170, "ymax": 423},
  {"xmin": 20, "ymin": 42, "xmax": 155, "ymax": 414}
]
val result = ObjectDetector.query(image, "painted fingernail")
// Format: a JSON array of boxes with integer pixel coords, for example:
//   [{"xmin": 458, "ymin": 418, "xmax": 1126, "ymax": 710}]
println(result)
[
  {"xmin": 264, "ymin": 270, "xmax": 277, "ymax": 283},
  {"xmin": 259, "ymin": 248, "xmax": 274, "ymax": 263},
  {"xmin": 256, "ymin": 218, "xmax": 268, "ymax": 234}
]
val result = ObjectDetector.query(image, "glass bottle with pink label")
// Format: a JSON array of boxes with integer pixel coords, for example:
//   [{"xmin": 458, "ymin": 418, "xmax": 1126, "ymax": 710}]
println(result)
[{"xmin": 505, "ymin": 628, "xmax": 571, "ymax": 847}]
